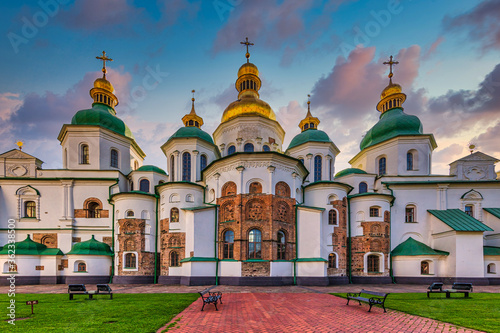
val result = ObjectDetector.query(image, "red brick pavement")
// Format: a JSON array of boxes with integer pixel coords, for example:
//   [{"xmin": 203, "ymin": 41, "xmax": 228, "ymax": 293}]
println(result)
[{"xmin": 158, "ymin": 293, "xmax": 483, "ymax": 333}]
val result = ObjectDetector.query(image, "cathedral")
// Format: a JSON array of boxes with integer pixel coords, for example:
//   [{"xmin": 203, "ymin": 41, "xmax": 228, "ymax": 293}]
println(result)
[{"xmin": 1, "ymin": 45, "xmax": 499, "ymax": 286}]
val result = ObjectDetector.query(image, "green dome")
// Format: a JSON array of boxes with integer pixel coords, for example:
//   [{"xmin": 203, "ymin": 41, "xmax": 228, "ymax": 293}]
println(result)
[
  {"xmin": 335, "ymin": 168, "xmax": 367, "ymax": 178},
  {"xmin": 168, "ymin": 126, "xmax": 214, "ymax": 145},
  {"xmin": 0, "ymin": 235, "xmax": 63, "ymax": 255},
  {"xmin": 287, "ymin": 129, "xmax": 332, "ymax": 150},
  {"xmin": 71, "ymin": 103, "xmax": 134, "ymax": 139},
  {"xmin": 67, "ymin": 235, "xmax": 113, "ymax": 256},
  {"xmin": 360, "ymin": 108, "xmax": 422, "ymax": 150},
  {"xmin": 136, "ymin": 165, "xmax": 167, "ymax": 175}
]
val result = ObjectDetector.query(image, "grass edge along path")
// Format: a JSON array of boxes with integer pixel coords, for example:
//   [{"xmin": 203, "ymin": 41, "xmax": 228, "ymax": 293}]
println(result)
[
  {"xmin": 0, "ymin": 293, "xmax": 198, "ymax": 332},
  {"xmin": 333, "ymin": 292, "xmax": 500, "ymax": 333}
]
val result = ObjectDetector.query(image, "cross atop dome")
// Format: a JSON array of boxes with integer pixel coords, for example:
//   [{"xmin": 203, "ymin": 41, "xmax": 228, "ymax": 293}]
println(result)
[
  {"xmin": 96, "ymin": 51, "xmax": 113, "ymax": 79},
  {"xmin": 240, "ymin": 37, "xmax": 254, "ymax": 63},
  {"xmin": 299, "ymin": 94, "xmax": 320, "ymax": 132},
  {"xmin": 383, "ymin": 55, "xmax": 399, "ymax": 85},
  {"xmin": 182, "ymin": 89, "xmax": 203, "ymax": 128}
]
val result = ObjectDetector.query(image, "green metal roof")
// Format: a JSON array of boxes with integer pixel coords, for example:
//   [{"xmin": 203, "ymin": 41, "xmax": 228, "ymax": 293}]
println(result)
[
  {"xmin": 484, "ymin": 246, "xmax": 500, "ymax": 256},
  {"xmin": 166, "ymin": 126, "xmax": 214, "ymax": 145},
  {"xmin": 71, "ymin": 103, "xmax": 134, "ymax": 139},
  {"xmin": 287, "ymin": 128, "xmax": 332, "ymax": 150},
  {"xmin": 348, "ymin": 192, "xmax": 394, "ymax": 199},
  {"xmin": 428, "ymin": 209, "xmax": 493, "ymax": 232},
  {"xmin": 335, "ymin": 168, "xmax": 367, "ymax": 178},
  {"xmin": 67, "ymin": 235, "xmax": 113, "ymax": 256},
  {"xmin": 360, "ymin": 107, "xmax": 423, "ymax": 150},
  {"xmin": 391, "ymin": 237, "xmax": 449, "ymax": 256},
  {"xmin": 484, "ymin": 208, "xmax": 500, "ymax": 219},
  {"xmin": 0, "ymin": 235, "xmax": 63, "ymax": 256},
  {"xmin": 136, "ymin": 165, "xmax": 166, "ymax": 175}
]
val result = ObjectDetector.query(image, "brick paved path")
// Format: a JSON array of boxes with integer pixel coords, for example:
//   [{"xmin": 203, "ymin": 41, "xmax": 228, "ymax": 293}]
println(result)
[{"xmin": 158, "ymin": 293, "xmax": 483, "ymax": 333}]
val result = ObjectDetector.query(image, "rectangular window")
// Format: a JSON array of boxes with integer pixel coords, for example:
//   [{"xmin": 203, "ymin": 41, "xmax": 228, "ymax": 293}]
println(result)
[
  {"xmin": 405, "ymin": 207, "xmax": 415, "ymax": 222},
  {"xmin": 369, "ymin": 207, "xmax": 379, "ymax": 217},
  {"xmin": 367, "ymin": 255, "xmax": 379, "ymax": 273},
  {"xmin": 465, "ymin": 205, "xmax": 474, "ymax": 217}
]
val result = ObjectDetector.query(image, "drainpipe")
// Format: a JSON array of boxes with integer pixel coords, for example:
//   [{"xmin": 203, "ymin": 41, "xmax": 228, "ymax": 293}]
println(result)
[
  {"xmin": 347, "ymin": 197, "xmax": 352, "ymax": 284},
  {"xmin": 214, "ymin": 205, "xmax": 219, "ymax": 286},
  {"xmin": 293, "ymin": 204, "xmax": 298, "ymax": 285},
  {"xmin": 385, "ymin": 183, "xmax": 396, "ymax": 284},
  {"xmin": 107, "ymin": 178, "xmax": 119, "ymax": 284}
]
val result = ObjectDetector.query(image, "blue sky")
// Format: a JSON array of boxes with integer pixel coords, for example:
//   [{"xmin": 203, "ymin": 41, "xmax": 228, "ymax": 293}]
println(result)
[{"xmin": 1, "ymin": 0, "xmax": 499, "ymax": 174}]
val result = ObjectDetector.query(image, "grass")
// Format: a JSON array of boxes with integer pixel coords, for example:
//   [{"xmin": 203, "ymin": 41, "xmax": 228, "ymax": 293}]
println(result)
[
  {"xmin": 333, "ymin": 292, "xmax": 500, "ymax": 333},
  {"xmin": 0, "ymin": 293, "xmax": 198, "ymax": 332}
]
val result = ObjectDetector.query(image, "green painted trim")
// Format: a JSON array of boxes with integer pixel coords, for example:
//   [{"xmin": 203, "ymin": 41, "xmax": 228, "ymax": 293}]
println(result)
[
  {"xmin": 297, "ymin": 205, "xmax": 325, "ymax": 211},
  {"xmin": 294, "ymin": 257, "xmax": 327, "ymax": 262},
  {"xmin": 242, "ymin": 259, "xmax": 270, "ymax": 262},
  {"xmin": 483, "ymin": 208, "xmax": 500, "ymax": 219},
  {"xmin": 273, "ymin": 260, "xmax": 292, "ymax": 262},
  {"xmin": 303, "ymin": 180, "xmax": 354, "ymax": 191},
  {"xmin": 156, "ymin": 181, "xmax": 206, "ymax": 190},
  {"xmin": 348, "ymin": 192, "xmax": 394, "ymax": 199},
  {"xmin": 110, "ymin": 191, "xmax": 156, "ymax": 198},
  {"xmin": 16, "ymin": 185, "xmax": 40, "ymax": 195},
  {"xmin": 460, "ymin": 189, "xmax": 483, "ymax": 199},
  {"xmin": 382, "ymin": 180, "xmax": 500, "ymax": 185},
  {"xmin": 0, "ymin": 228, "xmax": 112, "ymax": 231},
  {"xmin": 484, "ymin": 246, "xmax": 500, "ymax": 256},
  {"xmin": 107, "ymin": 179, "xmax": 119, "ymax": 284},
  {"xmin": 180, "ymin": 256, "xmax": 218, "ymax": 263},
  {"xmin": 181, "ymin": 206, "xmax": 216, "ymax": 211},
  {"xmin": 0, "ymin": 177, "xmax": 120, "ymax": 181},
  {"xmin": 219, "ymin": 259, "xmax": 238, "ymax": 262},
  {"xmin": 154, "ymin": 190, "xmax": 159, "ymax": 284}
]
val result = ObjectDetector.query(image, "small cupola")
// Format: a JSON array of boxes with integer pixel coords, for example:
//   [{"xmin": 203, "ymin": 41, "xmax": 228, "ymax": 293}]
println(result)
[
  {"xmin": 376, "ymin": 55, "xmax": 406, "ymax": 113},
  {"xmin": 90, "ymin": 51, "xmax": 119, "ymax": 111},
  {"xmin": 298, "ymin": 95, "xmax": 320, "ymax": 132},
  {"xmin": 235, "ymin": 37, "xmax": 262, "ymax": 99},
  {"xmin": 181, "ymin": 90, "xmax": 204, "ymax": 128}
]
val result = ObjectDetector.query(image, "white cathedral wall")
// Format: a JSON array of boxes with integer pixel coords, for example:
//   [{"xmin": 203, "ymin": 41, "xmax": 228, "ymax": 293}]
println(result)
[
  {"xmin": 455, "ymin": 232, "xmax": 485, "ymax": 277},
  {"xmin": 297, "ymin": 262, "xmax": 326, "ymax": 277},
  {"xmin": 286, "ymin": 143, "xmax": 338, "ymax": 182},
  {"xmin": 66, "ymin": 256, "xmax": 111, "ymax": 276},
  {"xmin": 219, "ymin": 261, "xmax": 241, "ymax": 277},
  {"xmin": 270, "ymin": 262, "xmax": 293, "ymax": 276},
  {"xmin": 485, "ymin": 256, "xmax": 499, "ymax": 276},
  {"xmin": 297, "ymin": 208, "xmax": 322, "ymax": 259},
  {"xmin": 350, "ymin": 195, "xmax": 391, "ymax": 239},
  {"xmin": 185, "ymin": 209, "xmax": 215, "ymax": 259},
  {"xmin": 182, "ymin": 262, "xmax": 216, "ymax": 277}
]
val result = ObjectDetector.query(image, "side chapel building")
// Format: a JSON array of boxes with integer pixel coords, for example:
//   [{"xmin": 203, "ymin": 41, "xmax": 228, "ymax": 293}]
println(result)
[{"xmin": 1, "ymin": 44, "xmax": 499, "ymax": 286}]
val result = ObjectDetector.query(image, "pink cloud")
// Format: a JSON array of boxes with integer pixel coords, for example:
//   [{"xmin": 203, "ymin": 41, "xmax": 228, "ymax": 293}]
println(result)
[
  {"xmin": 157, "ymin": 0, "xmax": 201, "ymax": 27},
  {"xmin": 423, "ymin": 36, "xmax": 445, "ymax": 60}
]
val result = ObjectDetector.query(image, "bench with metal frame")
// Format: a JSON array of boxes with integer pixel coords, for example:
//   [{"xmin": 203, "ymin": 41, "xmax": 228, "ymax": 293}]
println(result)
[
  {"xmin": 346, "ymin": 289, "xmax": 389, "ymax": 312},
  {"xmin": 68, "ymin": 284, "xmax": 89, "ymax": 300},
  {"xmin": 96, "ymin": 284, "xmax": 113, "ymax": 299},
  {"xmin": 198, "ymin": 290, "xmax": 223, "ymax": 311},
  {"xmin": 444, "ymin": 283, "xmax": 473, "ymax": 298},
  {"xmin": 427, "ymin": 282, "xmax": 445, "ymax": 298}
]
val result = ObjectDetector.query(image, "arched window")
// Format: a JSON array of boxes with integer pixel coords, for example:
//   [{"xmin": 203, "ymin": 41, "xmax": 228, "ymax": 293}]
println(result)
[
  {"xmin": 367, "ymin": 255, "xmax": 379, "ymax": 272},
  {"xmin": 314, "ymin": 155, "xmax": 322, "ymax": 182},
  {"xmin": 223, "ymin": 230, "xmax": 234, "ymax": 259},
  {"xmin": 405, "ymin": 205, "xmax": 416, "ymax": 223},
  {"xmin": 126, "ymin": 210, "xmax": 134, "ymax": 218},
  {"xmin": 200, "ymin": 154, "xmax": 207, "ymax": 171},
  {"xmin": 81, "ymin": 144, "xmax": 89, "ymax": 164},
  {"xmin": 369, "ymin": 206, "xmax": 380, "ymax": 217},
  {"xmin": 170, "ymin": 208, "xmax": 179, "ymax": 222},
  {"xmin": 465, "ymin": 204, "xmax": 474, "ymax": 217},
  {"xmin": 227, "ymin": 145, "xmax": 236, "ymax": 155},
  {"xmin": 488, "ymin": 263, "xmax": 496, "ymax": 274},
  {"xmin": 249, "ymin": 182, "xmax": 262, "ymax": 194},
  {"xmin": 328, "ymin": 210, "xmax": 337, "ymax": 225},
  {"xmin": 329, "ymin": 159, "xmax": 333, "ymax": 181},
  {"xmin": 125, "ymin": 253, "xmax": 136, "ymax": 268},
  {"xmin": 359, "ymin": 182, "xmax": 368, "ymax": 193},
  {"xmin": 129, "ymin": 180, "xmax": 134, "ymax": 191},
  {"xmin": 277, "ymin": 231, "xmax": 286, "ymax": 260},
  {"xmin": 248, "ymin": 229, "xmax": 262, "ymax": 259},
  {"xmin": 182, "ymin": 152, "xmax": 191, "ymax": 181},
  {"xmin": 78, "ymin": 262, "xmax": 86, "ymax": 272},
  {"xmin": 328, "ymin": 253, "xmax": 337, "ymax": 269},
  {"xmin": 407, "ymin": 151, "xmax": 413, "ymax": 170},
  {"xmin": 221, "ymin": 181, "xmax": 237, "ymax": 196},
  {"xmin": 421, "ymin": 261, "xmax": 430, "ymax": 275},
  {"xmin": 8, "ymin": 263, "xmax": 18, "ymax": 272},
  {"xmin": 244, "ymin": 143, "xmax": 254, "ymax": 152},
  {"xmin": 25, "ymin": 201, "xmax": 36, "ymax": 218},
  {"xmin": 304, "ymin": 123, "xmax": 309, "ymax": 130},
  {"xmin": 378, "ymin": 157, "xmax": 386, "ymax": 176},
  {"xmin": 170, "ymin": 155, "xmax": 175, "ymax": 181},
  {"xmin": 87, "ymin": 201, "xmax": 100, "ymax": 218},
  {"xmin": 134, "ymin": 160, "xmax": 139, "ymax": 170},
  {"xmin": 262, "ymin": 145, "xmax": 270, "ymax": 152},
  {"xmin": 170, "ymin": 251, "xmax": 179, "ymax": 267},
  {"xmin": 139, "ymin": 179, "xmax": 150, "ymax": 193},
  {"xmin": 110, "ymin": 149, "xmax": 119, "ymax": 168},
  {"xmin": 275, "ymin": 181, "xmax": 290, "ymax": 197}
]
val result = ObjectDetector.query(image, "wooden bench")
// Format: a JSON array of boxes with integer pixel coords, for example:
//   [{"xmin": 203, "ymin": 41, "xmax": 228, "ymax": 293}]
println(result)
[
  {"xmin": 68, "ymin": 284, "xmax": 89, "ymax": 300},
  {"xmin": 427, "ymin": 282, "xmax": 444, "ymax": 298},
  {"xmin": 346, "ymin": 289, "xmax": 389, "ymax": 312},
  {"xmin": 198, "ymin": 290, "xmax": 223, "ymax": 311},
  {"xmin": 444, "ymin": 283, "xmax": 473, "ymax": 298},
  {"xmin": 96, "ymin": 284, "xmax": 113, "ymax": 299}
]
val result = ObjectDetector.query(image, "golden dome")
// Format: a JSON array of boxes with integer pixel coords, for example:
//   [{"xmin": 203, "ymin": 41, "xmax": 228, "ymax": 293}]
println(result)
[
  {"xmin": 237, "ymin": 62, "xmax": 259, "ymax": 77},
  {"xmin": 221, "ymin": 96, "xmax": 276, "ymax": 123},
  {"xmin": 380, "ymin": 82, "xmax": 402, "ymax": 99},
  {"xmin": 93, "ymin": 77, "xmax": 115, "ymax": 93}
]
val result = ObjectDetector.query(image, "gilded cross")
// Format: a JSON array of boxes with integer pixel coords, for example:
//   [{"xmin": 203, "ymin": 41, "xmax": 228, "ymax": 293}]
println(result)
[
  {"xmin": 240, "ymin": 37, "xmax": 254, "ymax": 63},
  {"xmin": 96, "ymin": 51, "xmax": 113, "ymax": 78},
  {"xmin": 383, "ymin": 55, "xmax": 399, "ymax": 82}
]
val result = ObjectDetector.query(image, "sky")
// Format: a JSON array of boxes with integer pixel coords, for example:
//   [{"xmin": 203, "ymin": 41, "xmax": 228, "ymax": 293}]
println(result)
[{"xmin": 1, "ymin": 0, "xmax": 499, "ymax": 175}]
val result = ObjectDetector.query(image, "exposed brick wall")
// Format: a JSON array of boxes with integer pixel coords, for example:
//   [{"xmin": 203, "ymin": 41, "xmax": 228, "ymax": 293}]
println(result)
[
  {"xmin": 33, "ymin": 233, "xmax": 57, "ymax": 248},
  {"xmin": 241, "ymin": 262, "xmax": 270, "ymax": 277},
  {"xmin": 159, "ymin": 218, "xmax": 186, "ymax": 276},
  {"xmin": 102, "ymin": 237, "xmax": 112, "ymax": 247},
  {"xmin": 350, "ymin": 213, "xmax": 390, "ymax": 276},
  {"xmin": 329, "ymin": 198, "xmax": 347, "ymax": 276},
  {"xmin": 74, "ymin": 197, "xmax": 109, "ymax": 218},
  {"xmin": 217, "ymin": 193, "xmax": 296, "ymax": 264},
  {"xmin": 116, "ymin": 218, "xmax": 155, "ymax": 276}
]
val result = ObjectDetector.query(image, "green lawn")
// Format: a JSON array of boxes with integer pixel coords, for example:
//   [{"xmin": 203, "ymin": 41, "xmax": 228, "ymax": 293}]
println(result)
[
  {"xmin": 333, "ymin": 292, "xmax": 500, "ymax": 333},
  {"xmin": 0, "ymin": 293, "xmax": 198, "ymax": 332}
]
